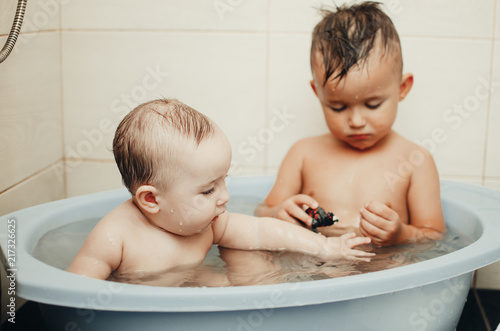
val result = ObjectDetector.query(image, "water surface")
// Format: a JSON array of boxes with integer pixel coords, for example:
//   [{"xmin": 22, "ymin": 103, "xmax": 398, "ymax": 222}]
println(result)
[{"xmin": 32, "ymin": 196, "xmax": 474, "ymax": 287}]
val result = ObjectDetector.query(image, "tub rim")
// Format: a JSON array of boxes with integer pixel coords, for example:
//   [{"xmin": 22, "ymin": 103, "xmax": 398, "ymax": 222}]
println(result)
[{"xmin": 1, "ymin": 177, "xmax": 500, "ymax": 312}]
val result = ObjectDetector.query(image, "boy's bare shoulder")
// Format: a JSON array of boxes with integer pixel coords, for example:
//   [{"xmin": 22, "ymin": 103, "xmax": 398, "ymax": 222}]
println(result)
[
  {"xmin": 391, "ymin": 131, "xmax": 433, "ymax": 158},
  {"xmin": 290, "ymin": 134, "xmax": 333, "ymax": 152}
]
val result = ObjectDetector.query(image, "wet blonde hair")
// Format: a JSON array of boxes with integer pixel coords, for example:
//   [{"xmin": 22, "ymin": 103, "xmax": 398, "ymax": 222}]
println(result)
[{"xmin": 113, "ymin": 98, "xmax": 214, "ymax": 194}]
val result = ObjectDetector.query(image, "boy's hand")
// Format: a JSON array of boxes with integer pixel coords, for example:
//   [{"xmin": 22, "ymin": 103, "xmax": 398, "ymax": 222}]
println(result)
[
  {"xmin": 274, "ymin": 194, "xmax": 319, "ymax": 227},
  {"xmin": 320, "ymin": 233, "xmax": 374, "ymax": 262},
  {"xmin": 359, "ymin": 201, "xmax": 402, "ymax": 246}
]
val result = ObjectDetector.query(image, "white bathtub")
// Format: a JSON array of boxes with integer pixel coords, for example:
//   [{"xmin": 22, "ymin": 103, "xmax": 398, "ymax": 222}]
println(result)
[{"xmin": 1, "ymin": 176, "xmax": 500, "ymax": 331}]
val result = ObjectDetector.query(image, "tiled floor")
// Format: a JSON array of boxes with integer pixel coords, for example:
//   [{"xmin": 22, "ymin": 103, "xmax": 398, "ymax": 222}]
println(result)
[
  {"xmin": 457, "ymin": 289, "xmax": 500, "ymax": 331},
  {"xmin": 2, "ymin": 289, "xmax": 499, "ymax": 330}
]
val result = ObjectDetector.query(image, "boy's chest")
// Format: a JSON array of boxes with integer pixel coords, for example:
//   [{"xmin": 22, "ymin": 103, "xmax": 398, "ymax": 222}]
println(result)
[{"xmin": 301, "ymin": 151, "xmax": 411, "ymax": 232}]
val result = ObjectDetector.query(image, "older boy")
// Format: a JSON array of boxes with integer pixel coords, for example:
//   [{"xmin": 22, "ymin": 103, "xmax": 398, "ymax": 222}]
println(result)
[
  {"xmin": 256, "ymin": 2, "xmax": 446, "ymax": 246},
  {"xmin": 68, "ymin": 99, "xmax": 373, "ymax": 282}
]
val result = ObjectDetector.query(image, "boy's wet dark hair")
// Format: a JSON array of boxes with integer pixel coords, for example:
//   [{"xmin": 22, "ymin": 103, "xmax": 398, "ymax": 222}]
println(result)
[{"xmin": 311, "ymin": 1, "xmax": 402, "ymax": 85}]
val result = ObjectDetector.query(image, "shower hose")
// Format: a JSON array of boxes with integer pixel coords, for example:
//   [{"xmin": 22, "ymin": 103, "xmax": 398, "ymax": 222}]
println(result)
[{"xmin": 0, "ymin": 0, "xmax": 27, "ymax": 64}]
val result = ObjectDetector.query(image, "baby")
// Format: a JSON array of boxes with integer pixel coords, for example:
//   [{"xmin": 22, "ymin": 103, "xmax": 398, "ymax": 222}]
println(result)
[
  {"xmin": 68, "ymin": 99, "xmax": 374, "ymax": 281},
  {"xmin": 256, "ymin": 2, "xmax": 446, "ymax": 246}
]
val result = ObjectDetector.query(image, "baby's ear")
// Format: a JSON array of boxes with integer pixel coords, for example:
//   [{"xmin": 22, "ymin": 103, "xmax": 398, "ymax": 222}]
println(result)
[
  {"xmin": 399, "ymin": 73, "xmax": 414, "ymax": 101},
  {"xmin": 135, "ymin": 185, "xmax": 160, "ymax": 214},
  {"xmin": 310, "ymin": 80, "xmax": 318, "ymax": 96}
]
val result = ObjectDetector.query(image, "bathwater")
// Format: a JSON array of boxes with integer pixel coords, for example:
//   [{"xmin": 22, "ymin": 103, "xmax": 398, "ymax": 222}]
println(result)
[{"xmin": 32, "ymin": 196, "xmax": 474, "ymax": 287}]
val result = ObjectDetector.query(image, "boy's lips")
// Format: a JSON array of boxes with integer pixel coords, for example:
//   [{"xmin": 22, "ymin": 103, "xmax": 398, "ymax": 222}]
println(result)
[{"xmin": 349, "ymin": 134, "xmax": 370, "ymax": 140}]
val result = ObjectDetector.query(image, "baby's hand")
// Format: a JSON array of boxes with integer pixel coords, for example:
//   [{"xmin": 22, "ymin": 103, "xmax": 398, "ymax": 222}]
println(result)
[
  {"xmin": 321, "ymin": 233, "xmax": 374, "ymax": 262},
  {"xmin": 275, "ymin": 194, "xmax": 318, "ymax": 228},
  {"xmin": 359, "ymin": 201, "xmax": 402, "ymax": 246}
]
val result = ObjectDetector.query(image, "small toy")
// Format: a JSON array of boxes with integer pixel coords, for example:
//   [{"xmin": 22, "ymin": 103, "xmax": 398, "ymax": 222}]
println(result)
[{"xmin": 306, "ymin": 207, "xmax": 339, "ymax": 233}]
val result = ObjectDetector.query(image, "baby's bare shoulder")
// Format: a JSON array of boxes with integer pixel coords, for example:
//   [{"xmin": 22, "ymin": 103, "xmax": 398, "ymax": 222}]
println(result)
[{"xmin": 93, "ymin": 200, "xmax": 141, "ymax": 235}]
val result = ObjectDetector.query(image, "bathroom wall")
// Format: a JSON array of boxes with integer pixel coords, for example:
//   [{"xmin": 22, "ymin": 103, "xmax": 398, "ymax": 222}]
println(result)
[
  {"xmin": 0, "ymin": 1, "xmax": 499, "ymax": 288},
  {"xmin": 0, "ymin": 1, "xmax": 65, "ymax": 215}
]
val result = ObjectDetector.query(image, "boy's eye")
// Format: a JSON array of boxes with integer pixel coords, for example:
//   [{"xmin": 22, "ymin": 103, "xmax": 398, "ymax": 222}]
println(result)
[
  {"xmin": 366, "ymin": 102, "xmax": 382, "ymax": 110},
  {"xmin": 202, "ymin": 187, "xmax": 215, "ymax": 195},
  {"xmin": 330, "ymin": 105, "xmax": 346, "ymax": 112}
]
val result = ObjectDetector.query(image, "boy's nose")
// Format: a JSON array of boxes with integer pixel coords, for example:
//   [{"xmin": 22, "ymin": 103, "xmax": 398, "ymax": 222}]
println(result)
[
  {"xmin": 217, "ymin": 184, "xmax": 230, "ymax": 206},
  {"xmin": 348, "ymin": 109, "xmax": 366, "ymax": 128}
]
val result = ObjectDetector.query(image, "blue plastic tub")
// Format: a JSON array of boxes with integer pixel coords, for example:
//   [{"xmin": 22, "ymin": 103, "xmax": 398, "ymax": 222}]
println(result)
[{"xmin": 1, "ymin": 176, "xmax": 500, "ymax": 331}]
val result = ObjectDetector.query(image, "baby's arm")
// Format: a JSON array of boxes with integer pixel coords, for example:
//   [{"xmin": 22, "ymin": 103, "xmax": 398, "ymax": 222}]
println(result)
[
  {"xmin": 67, "ymin": 220, "xmax": 123, "ymax": 280},
  {"xmin": 214, "ymin": 212, "xmax": 374, "ymax": 261},
  {"xmin": 359, "ymin": 148, "xmax": 446, "ymax": 246},
  {"xmin": 255, "ymin": 140, "xmax": 318, "ymax": 227}
]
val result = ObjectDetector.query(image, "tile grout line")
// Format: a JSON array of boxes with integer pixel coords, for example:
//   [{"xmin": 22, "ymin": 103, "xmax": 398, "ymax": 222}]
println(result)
[
  {"xmin": 263, "ymin": 0, "xmax": 271, "ymax": 173},
  {"xmin": 480, "ymin": 0, "xmax": 498, "ymax": 186},
  {"xmin": 0, "ymin": 161, "xmax": 65, "ymax": 196},
  {"xmin": 58, "ymin": 3, "xmax": 67, "ymax": 199}
]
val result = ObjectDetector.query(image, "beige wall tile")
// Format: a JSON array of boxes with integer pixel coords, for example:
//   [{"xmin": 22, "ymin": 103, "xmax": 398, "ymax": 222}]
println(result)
[
  {"xmin": 389, "ymin": 0, "xmax": 495, "ymax": 38},
  {"xmin": 476, "ymin": 261, "xmax": 500, "ymax": 290},
  {"xmin": 394, "ymin": 38, "xmax": 492, "ymax": 177},
  {"xmin": 0, "ymin": 163, "xmax": 65, "ymax": 216},
  {"xmin": 0, "ymin": 32, "xmax": 62, "ymax": 192},
  {"xmin": 0, "ymin": 0, "xmax": 60, "ymax": 35},
  {"xmin": 269, "ymin": 0, "xmax": 496, "ymax": 38},
  {"xmin": 485, "ymin": 41, "xmax": 500, "ymax": 177},
  {"xmin": 66, "ymin": 161, "xmax": 123, "ymax": 198},
  {"xmin": 61, "ymin": 0, "xmax": 267, "ymax": 31},
  {"xmin": 0, "ymin": 1, "xmax": 18, "ymax": 35},
  {"xmin": 61, "ymin": 31, "xmax": 267, "ymax": 167},
  {"xmin": 269, "ymin": 0, "xmax": 337, "ymax": 32},
  {"xmin": 484, "ymin": 178, "xmax": 500, "ymax": 190},
  {"xmin": 440, "ymin": 176, "xmax": 484, "ymax": 187},
  {"xmin": 267, "ymin": 33, "xmax": 328, "ymax": 168},
  {"xmin": 496, "ymin": 0, "xmax": 500, "ymax": 40}
]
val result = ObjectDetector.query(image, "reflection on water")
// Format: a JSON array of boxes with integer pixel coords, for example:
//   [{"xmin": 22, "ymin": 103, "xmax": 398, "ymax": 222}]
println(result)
[{"xmin": 32, "ymin": 196, "xmax": 474, "ymax": 287}]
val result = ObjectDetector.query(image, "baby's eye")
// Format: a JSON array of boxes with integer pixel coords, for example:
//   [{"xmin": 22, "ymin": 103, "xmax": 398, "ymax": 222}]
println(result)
[
  {"xmin": 366, "ymin": 102, "xmax": 382, "ymax": 110},
  {"xmin": 330, "ymin": 105, "xmax": 347, "ymax": 112},
  {"xmin": 202, "ymin": 187, "xmax": 215, "ymax": 195}
]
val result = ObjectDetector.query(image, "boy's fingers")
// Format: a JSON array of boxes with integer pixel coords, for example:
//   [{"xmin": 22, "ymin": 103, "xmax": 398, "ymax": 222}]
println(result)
[
  {"xmin": 364, "ymin": 201, "xmax": 397, "ymax": 221},
  {"xmin": 360, "ymin": 207, "xmax": 386, "ymax": 228},
  {"xmin": 359, "ymin": 222, "xmax": 385, "ymax": 242},
  {"xmin": 359, "ymin": 211, "xmax": 388, "ymax": 240},
  {"xmin": 293, "ymin": 194, "xmax": 319, "ymax": 209},
  {"xmin": 288, "ymin": 203, "xmax": 313, "ymax": 226}
]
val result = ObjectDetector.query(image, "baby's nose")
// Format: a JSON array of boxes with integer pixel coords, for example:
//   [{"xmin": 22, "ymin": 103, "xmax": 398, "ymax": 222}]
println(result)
[{"xmin": 217, "ymin": 185, "xmax": 230, "ymax": 206}]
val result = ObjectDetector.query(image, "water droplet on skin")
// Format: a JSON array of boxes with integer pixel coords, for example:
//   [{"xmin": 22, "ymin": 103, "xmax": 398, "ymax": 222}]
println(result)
[{"xmin": 107, "ymin": 234, "xmax": 116, "ymax": 246}]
